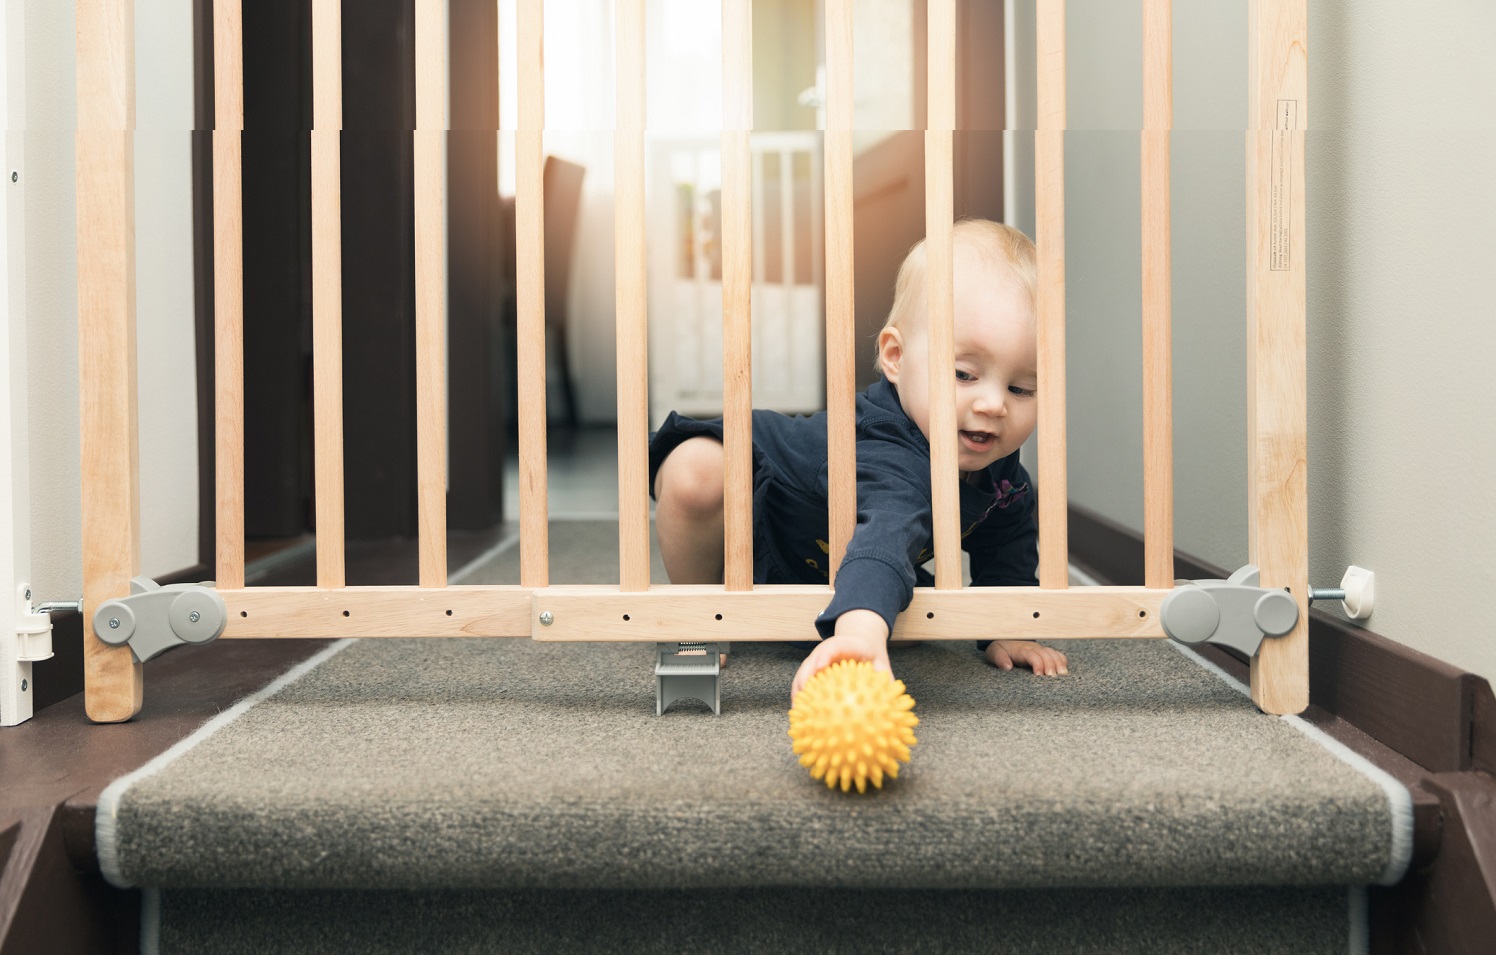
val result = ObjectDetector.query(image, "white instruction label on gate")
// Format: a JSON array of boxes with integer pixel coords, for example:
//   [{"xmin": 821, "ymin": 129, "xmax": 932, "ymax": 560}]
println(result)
[{"xmin": 1270, "ymin": 99, "xmax": 1298, "ymax": 272}]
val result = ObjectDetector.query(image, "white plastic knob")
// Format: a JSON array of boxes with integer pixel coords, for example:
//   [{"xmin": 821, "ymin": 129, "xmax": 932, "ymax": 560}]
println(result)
[{"xmin": 1340, "ymin": 565, "xmax": 1375, "ymax": 620}]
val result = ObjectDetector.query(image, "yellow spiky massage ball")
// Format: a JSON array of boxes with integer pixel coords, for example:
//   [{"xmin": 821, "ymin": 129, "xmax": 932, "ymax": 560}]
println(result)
[{"xmin": 787, "ymin": 660, "xmax": 919, "ymax": 793}]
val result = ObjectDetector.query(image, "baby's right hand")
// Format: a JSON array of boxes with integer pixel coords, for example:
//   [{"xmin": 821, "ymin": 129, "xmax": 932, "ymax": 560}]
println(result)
[{"xmin": 791, "ymin": 610, "xmax": 891, "ymax": 702}]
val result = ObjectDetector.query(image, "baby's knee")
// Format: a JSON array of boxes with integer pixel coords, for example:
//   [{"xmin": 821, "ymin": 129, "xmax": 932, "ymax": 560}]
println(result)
[{"xmin": 654, "ymin": 437, "xmax": 725, "ymax": 516}]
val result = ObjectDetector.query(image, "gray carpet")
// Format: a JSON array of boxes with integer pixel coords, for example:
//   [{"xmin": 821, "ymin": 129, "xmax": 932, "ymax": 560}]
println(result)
[{"xmin": 100, "ymin": 520, "xmax": 1406, "ymax": 951}]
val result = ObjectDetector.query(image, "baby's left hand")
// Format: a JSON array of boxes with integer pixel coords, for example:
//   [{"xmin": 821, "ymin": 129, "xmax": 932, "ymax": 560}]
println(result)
[{"xmin": 985, "ymin": 639, "xmax": 1068, "ymax": 676}]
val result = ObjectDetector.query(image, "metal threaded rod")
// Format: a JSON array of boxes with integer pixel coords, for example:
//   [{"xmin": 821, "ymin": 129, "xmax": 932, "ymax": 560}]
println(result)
[{"xmin": 35, "ymin": 600, "xmax": 84, "ymax": 615}]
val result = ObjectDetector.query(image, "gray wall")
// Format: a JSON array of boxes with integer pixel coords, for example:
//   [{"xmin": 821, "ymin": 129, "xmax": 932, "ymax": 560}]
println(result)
[{"xmin": 1010, "ymin": 0, "xmax": 1496, "ymax": 683}]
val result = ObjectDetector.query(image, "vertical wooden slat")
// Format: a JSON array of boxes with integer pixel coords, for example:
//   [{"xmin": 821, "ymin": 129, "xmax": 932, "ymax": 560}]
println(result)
[
  {"xmin": 415, "ymin": 0, "xmax": 448, "ymax": 587},
  {"xmin": 1246, "ymin": 0, "xmax": 1309, "ymax": 715},
  {"xmin": 76, "ymin": 0, "xmax": 133, "ymax": 132},
  {"xmin": 824, "ymin": 0, "xmax": 855, "ymax": 580},
  {"xmin": 1141, "ymin": 0, "xmax": 1173, "ymax": 590},
  {"xmin": 213, "ymin": 0, "xmax": 245, "ymax": 591},
  {"xmin": 721, "ymin": 0, "xmax": 753, "ymax": 591},
  {"xmin": 77, "ymin": 0, "xmax": 143, "ymax": 722},
  {"xmin": 516, "ymin": 0, "xmax": 549, "ymax": 587},
  {"xmin": 925, "ymin": 0, "xmax": 959, "ymax": 589},
  {"xmin": 1035, "ymin": 0, "xmax": 1069, "ymax": 588},
  {"xmin": 311, "ymin": 0, "xmax": 344, "ymax": 588},
  {"xmin": 616, "ymin": 0, "xmax": 650, "ymax": 592}
]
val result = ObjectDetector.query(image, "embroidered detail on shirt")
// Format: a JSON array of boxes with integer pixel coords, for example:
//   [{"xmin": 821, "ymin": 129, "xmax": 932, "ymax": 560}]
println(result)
[
  {"xmin": 914, "ymin": 479, "xmax": 1033, "ymax": 562},
  {"xmin": 994, "ymin": 479, "xmax": 1030, "ymax": 510},
  {"xmin": 805, "ymin": 538, "xmax": 833, "ymax": 580}
]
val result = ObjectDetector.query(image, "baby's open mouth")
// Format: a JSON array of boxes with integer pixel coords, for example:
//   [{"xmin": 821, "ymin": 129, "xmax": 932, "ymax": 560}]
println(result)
[{"xmin": 959, "ymin": 430, "xmax": 994, "ymax": 452}]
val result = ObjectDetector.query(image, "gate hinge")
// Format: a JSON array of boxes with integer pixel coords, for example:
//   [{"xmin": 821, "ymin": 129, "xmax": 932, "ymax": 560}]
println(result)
[
  {"xmin": 93, "ymin": 577, "xmax": 227, "ymax": 663},
  {"xmin": 1160, "ymin": 565, "xmax": 1300, "ymax": 658}
]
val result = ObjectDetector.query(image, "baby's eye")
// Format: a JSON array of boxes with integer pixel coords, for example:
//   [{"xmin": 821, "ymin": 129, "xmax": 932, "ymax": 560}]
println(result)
[
  {"xmin": 1009, "ymin": 385, "xmax": 1036, "ymax": 398},
  {"xmin": 955, "ymin": 369, "xmax": 976, "ymax": 382}
]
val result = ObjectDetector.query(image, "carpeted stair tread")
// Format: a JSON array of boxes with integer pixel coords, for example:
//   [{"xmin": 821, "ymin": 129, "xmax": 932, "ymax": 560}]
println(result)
[{"xmin": 104, "ymin": 635, "xmax": 1400, "ymax": 891}]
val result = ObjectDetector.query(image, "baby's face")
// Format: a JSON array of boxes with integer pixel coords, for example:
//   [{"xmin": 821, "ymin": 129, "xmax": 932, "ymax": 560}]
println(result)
[{"xmin": 879, "ymin": 253, "xmax": 1039, "ymax": 475}]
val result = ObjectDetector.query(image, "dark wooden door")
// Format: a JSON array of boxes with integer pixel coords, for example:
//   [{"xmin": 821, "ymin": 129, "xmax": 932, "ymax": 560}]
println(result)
[{"xmin": 194, "ymin": 0, "xmax": 507, "ymax": 566}]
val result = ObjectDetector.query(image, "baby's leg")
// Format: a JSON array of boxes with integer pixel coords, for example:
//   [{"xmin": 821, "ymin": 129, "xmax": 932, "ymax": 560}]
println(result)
[
  {"xmin": 653, "ymin": 436, "xmax": 729, "ymax": 665},
  {"xmin": 653, "ymin": 436, "xmax": 726, "ymax": 584}
]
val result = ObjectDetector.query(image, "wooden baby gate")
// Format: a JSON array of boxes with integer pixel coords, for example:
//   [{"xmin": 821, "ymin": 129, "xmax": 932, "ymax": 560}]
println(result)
[{"xmin": 75, "ymin": 0, "xmax": 1310, "ymax": 721}]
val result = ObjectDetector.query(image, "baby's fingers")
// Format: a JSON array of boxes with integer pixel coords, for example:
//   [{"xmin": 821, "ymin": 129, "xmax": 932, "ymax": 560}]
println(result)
[
  {"xmin": 984, "ymin": 641, "xmax": 1015, "ymax": 671},
  {"xmin": 1034, "ymin": 647, "xmax": 1069, "ymax": 676},
  {"xmin": 791, "ymin": 643, "xmax": 839, "ymax": 701}
]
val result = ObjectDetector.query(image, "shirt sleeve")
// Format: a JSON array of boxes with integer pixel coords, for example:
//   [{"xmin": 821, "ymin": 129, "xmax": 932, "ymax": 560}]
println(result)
[{"xmin": 813, "ymin": 421, "xmax": 932, "ymax": 640}]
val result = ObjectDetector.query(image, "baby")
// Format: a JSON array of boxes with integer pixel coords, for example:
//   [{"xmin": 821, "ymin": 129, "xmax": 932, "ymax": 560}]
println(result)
[{"xmin": 649, "ymin": 219, "xmax": 1067, "ymax": 700}]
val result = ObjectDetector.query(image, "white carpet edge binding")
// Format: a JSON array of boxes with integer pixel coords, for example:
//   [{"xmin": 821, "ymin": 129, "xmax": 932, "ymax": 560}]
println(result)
[
  {"xmin": 1167, "ymin": 641, "xmax": 1415, "ymax": 888},
  {"xmin": 94, "ymin": 638, "xmax": 357, "ymax": 889}
]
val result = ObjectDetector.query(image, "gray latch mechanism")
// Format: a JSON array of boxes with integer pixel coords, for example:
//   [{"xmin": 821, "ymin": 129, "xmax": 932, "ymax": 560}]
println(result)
[
  {"xmin": 656, "ymin": 642, "xmax": 727, "ymax": 716},
  {"xmin": 1160, "ymin": 565, "xmax": 1299, "ymax": 658},
  {"xmin": 93, "ymin": 577, "xmax": 227, "ymax": 663}
]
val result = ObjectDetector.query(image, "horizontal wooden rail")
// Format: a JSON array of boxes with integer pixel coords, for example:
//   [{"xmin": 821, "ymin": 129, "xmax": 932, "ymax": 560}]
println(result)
[
  {"xmin": 217, "ymin": 585, "xmax": 1170, "ymax": 642},
  {"xmin": 220, "ymin": 587, "xmax": 534, "ymax": 638},
  {"xmin": 535, "ymin": 586, "xmax": 1167, "ymax": 641}
]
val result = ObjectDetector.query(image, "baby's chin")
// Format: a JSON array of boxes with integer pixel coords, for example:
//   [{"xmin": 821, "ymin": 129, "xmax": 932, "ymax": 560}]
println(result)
[{"xmin": 958, "ymin": 448, "xmax": 1007, "ymax": 472}]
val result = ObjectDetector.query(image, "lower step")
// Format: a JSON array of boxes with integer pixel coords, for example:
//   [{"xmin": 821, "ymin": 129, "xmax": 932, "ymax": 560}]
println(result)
[{"xmin": 152, "ymin": 884, "xmax": 1366, "ymax": 955}]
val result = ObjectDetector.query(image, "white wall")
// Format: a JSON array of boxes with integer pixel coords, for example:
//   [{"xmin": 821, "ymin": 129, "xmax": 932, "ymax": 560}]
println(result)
[
  {"xmin": 134, "ymin": 0, "xmax": 200, "ymax": 581},
  {"xmin": 19, "ymin": 0, "xmax": 199, "ymax": 603},
  {"xmin": 852, "ymin": 0, "xmax": 913, "ymax": 151},
  {"xmin": 1010, "ymin": 0, "xmax": 1496, "ymax": 683}
]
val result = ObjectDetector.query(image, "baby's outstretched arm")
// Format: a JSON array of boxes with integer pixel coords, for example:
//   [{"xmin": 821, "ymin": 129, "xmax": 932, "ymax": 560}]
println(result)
[
  {"xmin": 791, "ymin": 609, "xmax": 891, "ymax": 702},
  {"xmin": 985, "ymin": 639, "xmax": 1068, "ymax": 676}
]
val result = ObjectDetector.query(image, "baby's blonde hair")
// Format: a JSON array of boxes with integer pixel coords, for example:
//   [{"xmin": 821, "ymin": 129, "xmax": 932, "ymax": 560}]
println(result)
[{"xmin": 873, "ymin": 219, "xmax": 1037, "ymax": 372}]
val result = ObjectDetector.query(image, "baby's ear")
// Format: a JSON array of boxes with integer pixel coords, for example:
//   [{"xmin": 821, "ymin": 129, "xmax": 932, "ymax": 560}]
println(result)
[{"xmin": 877, "ymin": 327, "xmax": 904, "ymax": 382}]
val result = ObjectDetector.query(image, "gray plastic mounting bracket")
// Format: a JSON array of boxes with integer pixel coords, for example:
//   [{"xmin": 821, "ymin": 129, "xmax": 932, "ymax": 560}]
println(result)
[
  {"xmin": 92, "ymin": 577, "xmax": 228, "ymax": 664},
  {"xmin": 655, "ymin": 642, "xmax": 724, "ymax": 716},
  {"xmin": 1159, "ymin": 564, "xmax": 1300, "ymax": 659}
]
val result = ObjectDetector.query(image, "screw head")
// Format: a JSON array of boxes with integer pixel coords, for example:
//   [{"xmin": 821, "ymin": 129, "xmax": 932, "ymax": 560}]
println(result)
[
  {"xmin": 539, "ymin": 611, "xmax": 554, "ymax": 626},
  {"xmin": 25, "ymin": 589, "xmax": 31, "ymax": 601},
  {"xmin": 20, "ymin": 679, "xmax": 27, "ymax": 692},
  {"xmin": 108, "ymin": 617, "xmax": 120, "ymax": 629},
  {"xmin": 189, "ymin": 610, "xmax": 201, "ymax": 623},
  {"xmin": 10, "ymin": 172, "xmax": 16, "ymax": 183}
]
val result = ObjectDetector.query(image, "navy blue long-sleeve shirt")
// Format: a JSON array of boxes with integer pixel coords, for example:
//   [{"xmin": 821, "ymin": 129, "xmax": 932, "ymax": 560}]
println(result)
[{"xmin": 648, "ymin": 376, "xmax": 1039, "ymax": 641}]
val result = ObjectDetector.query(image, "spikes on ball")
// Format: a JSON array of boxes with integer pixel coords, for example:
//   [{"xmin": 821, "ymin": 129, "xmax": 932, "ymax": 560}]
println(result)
[{"xmin": 787, "ymin": 660, "xmax": 919, "ymax": 793}]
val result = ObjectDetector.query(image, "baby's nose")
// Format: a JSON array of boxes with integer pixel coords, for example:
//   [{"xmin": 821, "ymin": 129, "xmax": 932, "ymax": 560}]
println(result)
[{"xmin": 973, "ymin": 387, "xmax": 1006, "ymax": 416}]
